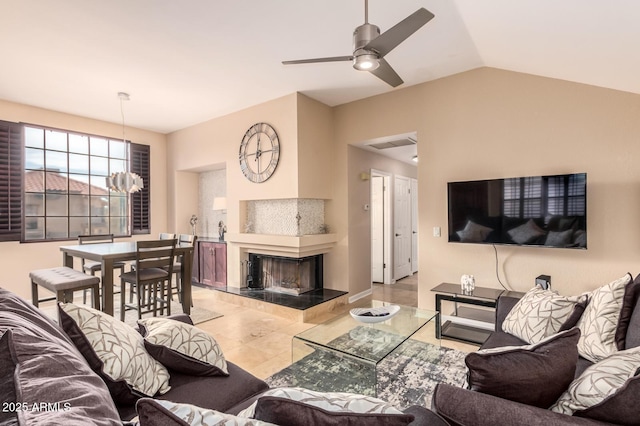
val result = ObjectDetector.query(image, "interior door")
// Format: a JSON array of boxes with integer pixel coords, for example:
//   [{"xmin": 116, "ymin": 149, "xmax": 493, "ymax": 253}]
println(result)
[
  {"xmin": 411, "ymin": 178, "xmax": 418, "ymax": 274},
  {"xmin": 371, "ymin": 176, "xmax": 384, "ymax": 283},
  {"xmin": 394, "ymin": 175, "xmax": 412, "ymax": 280}
]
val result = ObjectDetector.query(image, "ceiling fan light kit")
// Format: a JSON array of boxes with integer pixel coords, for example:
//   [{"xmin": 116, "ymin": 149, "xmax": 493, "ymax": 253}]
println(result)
[
  {"xmin": 352, "ymin": 23, "xmax": 381, "ymax": 71},
  {"xmin": 353, "ymin": 52, "xmax": 379, "ymax": 71},
  {"xmin": 283, "ymin": 0, "xmax": 434, "ymax": 87}
]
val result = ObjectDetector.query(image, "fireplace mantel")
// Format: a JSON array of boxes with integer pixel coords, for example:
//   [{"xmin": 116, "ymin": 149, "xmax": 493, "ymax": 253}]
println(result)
[{"xmin": 226, "ymin": 233, "xmax": 337, "ymax": 258}]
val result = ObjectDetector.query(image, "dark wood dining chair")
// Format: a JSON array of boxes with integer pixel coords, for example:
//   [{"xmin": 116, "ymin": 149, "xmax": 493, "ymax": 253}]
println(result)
[
  {"xmin": 78, "ymin": 234, "xmax": 127, "ymax": 307},
  {"xmin": 127, "ymin": 232, "xmax": 177, "ymax": 303},
  {"xmin": 169, "ymin": 234, "xmax": 197, "ymax": 306},
  {"xmin": 119, "ymin": 239, "xmax": 176, "ymax": 321}
]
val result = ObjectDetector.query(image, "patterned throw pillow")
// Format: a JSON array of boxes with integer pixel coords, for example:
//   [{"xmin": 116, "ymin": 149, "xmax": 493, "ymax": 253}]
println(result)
[
  {"xmin": 59, "ymin": 303, "xmax": 170, "ymax": 403},
  {"xmin": 138, "ymin": 317, "xmax": 228, "ymax": 376},
  {"xmin": 136, "ymin": 399, "xmax": 276, "ymax": 426},
  {"xmin": 551, "ymin": 347, "xmax": 640, "ymax": 423},
  {"xmin": 577, "ymin": 273, "xmax": 632, "ymax": 363},
  {"xmin": 502, "ymin": 286, "xmax": 585, "ymax": 344},
  {"xmin": 465, "ymin": 328, "xmax": 580, "ymax": 408},
  {"xmin": 238, "ymin": 387, "xmax": 414, "ymax": 426}
]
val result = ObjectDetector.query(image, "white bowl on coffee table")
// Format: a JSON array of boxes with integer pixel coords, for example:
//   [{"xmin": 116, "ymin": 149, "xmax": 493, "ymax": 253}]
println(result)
[{"xmin": 350, "ymin": 305, "xmax": 401, "ymax": 323}]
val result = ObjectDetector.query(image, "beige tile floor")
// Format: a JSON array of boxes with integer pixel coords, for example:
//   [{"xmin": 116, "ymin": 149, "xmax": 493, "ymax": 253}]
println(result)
[{"xmin": 195, "ymin": 273, "xmax": 479, "ymax": 380}]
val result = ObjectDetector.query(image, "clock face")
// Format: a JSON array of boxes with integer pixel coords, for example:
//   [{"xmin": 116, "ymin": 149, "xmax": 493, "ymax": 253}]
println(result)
[{"xmin": 239, "ymin": 122, "xmax": 280, "ymax": 183}]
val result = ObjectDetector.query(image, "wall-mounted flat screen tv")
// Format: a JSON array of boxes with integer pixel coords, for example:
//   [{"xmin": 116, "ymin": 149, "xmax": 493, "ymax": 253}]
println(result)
[{"xmin": 448, "ymin": 173, "xmax": 587, "ymax": 249}]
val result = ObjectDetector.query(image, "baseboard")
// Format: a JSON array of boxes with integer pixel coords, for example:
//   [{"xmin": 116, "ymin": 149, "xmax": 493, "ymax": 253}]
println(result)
[{"xmin": 349, "ymin": 288, "xmax": 373, "ymax": 304}]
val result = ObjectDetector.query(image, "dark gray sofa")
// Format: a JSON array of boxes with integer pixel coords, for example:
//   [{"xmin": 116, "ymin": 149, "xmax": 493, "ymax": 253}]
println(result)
[
  {"xmin": 432, "ymin": 288, "xmax": 640, "ymax": 426},
  {"xmin": 0, "ymin": 287, "xmax": 443, "ymax": 425}
]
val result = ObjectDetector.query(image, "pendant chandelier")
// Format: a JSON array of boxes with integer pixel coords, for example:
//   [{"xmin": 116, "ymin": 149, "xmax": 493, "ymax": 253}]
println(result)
[
  {"xmin": 106, "ymin": 170, "xmax": 143, "ymax": 193},
  {"xmin": 106, "ymin": 92, "xmax": 144, "ymax": 193}
]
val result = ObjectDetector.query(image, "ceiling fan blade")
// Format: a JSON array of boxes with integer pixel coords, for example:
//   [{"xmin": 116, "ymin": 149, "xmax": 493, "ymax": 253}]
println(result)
[
  {"xmin": 370, "ymin": 58, "xmax": 403, "ymax": 87},
  {"xmin": 282, "ymin": 56, "xmax": 353, "ymax": 65},
  {"xmin": 365, "ymin": 8, "xmax": 434, "ymax": 58}
]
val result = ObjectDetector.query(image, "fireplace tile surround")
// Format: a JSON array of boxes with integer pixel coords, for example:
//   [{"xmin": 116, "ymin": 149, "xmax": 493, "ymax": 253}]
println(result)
[
  {"xmin": 245, "ymin": 198, "xmax": 325, "ymax": 236},
  {"xmin": 220, "ymin": 198, "xmax": 343, "ymax": 315}
]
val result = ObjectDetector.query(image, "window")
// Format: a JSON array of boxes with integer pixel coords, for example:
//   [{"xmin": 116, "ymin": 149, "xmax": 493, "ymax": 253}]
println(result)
[
  {"xmin": 0, "ymin": 120, "xmax": 22, "ymax": 242},
  {"xmin": 17, "ymin": 124, "xmax": 150, "ymax": 241}
]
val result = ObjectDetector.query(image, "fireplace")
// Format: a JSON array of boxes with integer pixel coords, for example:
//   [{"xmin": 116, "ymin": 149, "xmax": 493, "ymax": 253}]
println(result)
[{"xmin": 246, "ymin": 253, "xmax": 323, "ymax": 296}]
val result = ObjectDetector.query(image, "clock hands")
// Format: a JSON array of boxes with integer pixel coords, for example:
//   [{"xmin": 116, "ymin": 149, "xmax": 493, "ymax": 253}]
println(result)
[
  {"xmin": 246, "ymin": 133, "xmax": 279, "ymax": 172},
  {"xmin": 239, "ymin": 123, "xmax": 280, "ymax": 183},
  {"xmin": 255, "ymin": 133, "xmax": 261, "ymax": 174}
]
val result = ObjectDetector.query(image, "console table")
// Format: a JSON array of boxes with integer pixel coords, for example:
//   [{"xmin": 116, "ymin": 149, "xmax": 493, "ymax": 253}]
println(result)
[{"xmin": 431, "ymin": 283, "xmax": 504, "ymax": 345}]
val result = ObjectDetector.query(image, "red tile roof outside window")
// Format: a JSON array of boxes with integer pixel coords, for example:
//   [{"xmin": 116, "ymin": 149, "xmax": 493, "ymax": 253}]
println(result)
[{"xmin": 25, "ymin": 170, "xmax": 109, "ymax": 196}]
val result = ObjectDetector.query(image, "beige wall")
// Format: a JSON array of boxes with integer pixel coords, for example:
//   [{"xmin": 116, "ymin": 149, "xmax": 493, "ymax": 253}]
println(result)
[
  {"xmin": 334, "ymin": 67, "xmax": 640, "ymax": 310},
  {"xmin": 166, "ymin": 93, "xmax": 338, "ymax": 288},
  {"xmin": 166, "ymin": 93, "xmax": 298, "ymax": 234},
  {"xmin": 0, "ymin": 99, "xmax": 168, "ymax": 299},
  {"xmin": 347, "ymin": 146, "xmax": 418, "ymax": 297},
  {"xmin": 173, "ymin": 171, "xmax": 199, "ymax": 236},
  {"xmin": 4, "ymin": 66, "xmax": 640, "ymax": 305},
  {"xmin": 296, "ymin": 94, "xmax": 335, "ymax": 200}
]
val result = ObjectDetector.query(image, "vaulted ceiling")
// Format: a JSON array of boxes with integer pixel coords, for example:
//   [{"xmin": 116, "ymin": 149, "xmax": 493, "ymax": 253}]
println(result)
[{"xmin": 2, "ymin": 0, "xmax": 639, "ymax": 134}]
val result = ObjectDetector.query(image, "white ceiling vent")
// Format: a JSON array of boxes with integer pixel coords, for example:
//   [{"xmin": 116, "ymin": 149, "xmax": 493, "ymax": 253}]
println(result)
[{"xmin": 368, "ymin": 137, "xmax": 416, "ymax": 150}]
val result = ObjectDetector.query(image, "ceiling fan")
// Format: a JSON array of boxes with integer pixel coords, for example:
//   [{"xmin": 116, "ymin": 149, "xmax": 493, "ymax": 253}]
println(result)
[{"xmin": 282, "ymin": 0, "xmax": 435, "ymax": 87}]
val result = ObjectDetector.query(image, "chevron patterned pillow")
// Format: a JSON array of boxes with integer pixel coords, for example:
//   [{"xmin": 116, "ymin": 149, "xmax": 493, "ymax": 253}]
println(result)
[
  {"xmin": 59, "ymin": 303, "xmax": 171, "ymax": 403},
  {"xmin": 138, "ymin": 317, "xmax": 228, "ymax": 376},
  {"xmin": 502, "ymin": 286, "xmax": 585, "ymax": 344},
  {"xmin": 137, "ymin": 399, "xmax": 276, "ymax": 426},
  {"xmin": 576, "ymin": 273, "xmax": 632, "ymax": 363},
  {"xmin": 551, "ymin": 347, "xmax": 640, "ymax": 423}
]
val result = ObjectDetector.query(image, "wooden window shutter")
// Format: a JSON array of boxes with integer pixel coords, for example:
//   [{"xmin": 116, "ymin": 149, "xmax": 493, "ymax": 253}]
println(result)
[
  {"xmin": 0, "ymin": 120, "xmax": 22, "ymax": 242},
  {"xmin": 130, "ymin": 142, "xmax": 150, "ymax": 234}
]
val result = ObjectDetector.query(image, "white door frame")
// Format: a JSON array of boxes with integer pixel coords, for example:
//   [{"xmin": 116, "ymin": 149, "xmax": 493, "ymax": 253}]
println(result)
[
  {"xmin": 371, "ymin": 175, "xmax": 384, "ymax": 283},
  {"xmin": 371, "ymin": 169, "xmax": 392, "ymax": 285},
  {"xmin": 411, "ymin": 178, "xmax": 419, "ymax": 274}
]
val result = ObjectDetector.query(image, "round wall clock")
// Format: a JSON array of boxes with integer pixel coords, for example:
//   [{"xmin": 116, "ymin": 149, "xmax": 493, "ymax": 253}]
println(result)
[{"xmin": 239, "ymin": 122, "xmax": 280, "ymax": 183}]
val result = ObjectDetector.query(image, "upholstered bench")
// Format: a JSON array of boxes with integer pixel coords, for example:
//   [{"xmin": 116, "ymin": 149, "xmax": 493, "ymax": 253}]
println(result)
[{"xmin": 30, "ymin": 266, "xmax": 101, "ymax": 308}]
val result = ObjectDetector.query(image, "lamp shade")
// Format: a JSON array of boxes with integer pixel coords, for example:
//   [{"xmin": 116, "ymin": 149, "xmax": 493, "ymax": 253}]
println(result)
[{"xmin": 212, "ymin": 197, "xmax": 227, "ymax": 211}]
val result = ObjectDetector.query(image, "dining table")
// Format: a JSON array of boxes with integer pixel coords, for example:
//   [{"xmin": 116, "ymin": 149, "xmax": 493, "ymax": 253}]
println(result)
[{"xmin": 60, "ymin": 241, "xmax": 194, "ymax": 316}]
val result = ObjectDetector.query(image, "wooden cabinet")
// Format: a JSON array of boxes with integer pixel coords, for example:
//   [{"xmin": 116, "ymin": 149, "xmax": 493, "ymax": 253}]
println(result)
[{"xmin": 197, "ymin": 240, "xmax": 227, "ymax": 288}]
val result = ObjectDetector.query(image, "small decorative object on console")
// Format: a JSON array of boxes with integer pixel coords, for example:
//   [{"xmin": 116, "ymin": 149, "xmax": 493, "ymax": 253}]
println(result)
[
  {"xmin": 189, "ymin": 215, "xmax": 198, "ymax": 235},
  {"xmin": 350, "ymin": 305, "xmax": 401, "ymax": 323},
  {"xmin": 218, "ymin": 220, "xmax": 226, "ymax": 241},
  {"xmin": 461, "ymin": 274, "xmax": 475, "ymax": 294}
]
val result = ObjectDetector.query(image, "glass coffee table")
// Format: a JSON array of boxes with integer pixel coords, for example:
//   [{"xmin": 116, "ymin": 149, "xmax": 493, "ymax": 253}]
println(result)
[{"xmin": 291, "ymin": 301, "xmax": 439, "ymax": 397}]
